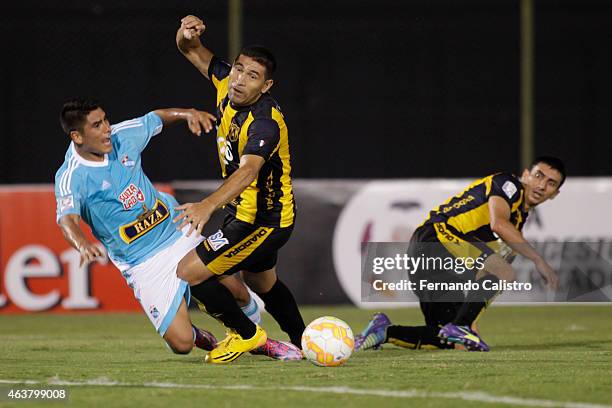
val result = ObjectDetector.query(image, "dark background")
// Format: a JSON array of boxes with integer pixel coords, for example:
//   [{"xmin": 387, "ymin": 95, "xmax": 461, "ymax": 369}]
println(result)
[{"xmin": 1, "ymin": 0, "xmax": 611, "ymax": 183}]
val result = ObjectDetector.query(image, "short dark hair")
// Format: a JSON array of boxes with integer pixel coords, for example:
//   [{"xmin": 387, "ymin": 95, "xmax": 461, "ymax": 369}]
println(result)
[
  {"xmin": 60, "ymin": 98, "xmax": 102, "ymax": 135},
  {"xmin": 236, "ymin": 45, "xmax": 276, "ymax": 79},
  {"xmin": 530, "ymin": 155, "xmax": 566, "ymax": 187}
]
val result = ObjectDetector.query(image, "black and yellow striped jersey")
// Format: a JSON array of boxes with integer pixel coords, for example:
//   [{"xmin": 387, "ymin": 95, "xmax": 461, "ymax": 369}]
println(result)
[
  {"xmin": 208, "ymin": 56, "xmax": 296, "ymax": 228},
  {"xmin": 423, "ymin": 173, "xmax": 528, "ymax": 243}
]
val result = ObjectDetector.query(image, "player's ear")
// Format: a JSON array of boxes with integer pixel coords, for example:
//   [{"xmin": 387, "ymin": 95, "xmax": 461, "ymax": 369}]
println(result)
[
  {"xmin": 70, "ymin": 130, "xmax": 83, "ymax": 145},
  {"xmin": 262, "ymin": 79, "xmax": 274, "ymax": 94},
  {"xmin": 520, "ymin": 168, "xmax": 530, "ymax": 182}
]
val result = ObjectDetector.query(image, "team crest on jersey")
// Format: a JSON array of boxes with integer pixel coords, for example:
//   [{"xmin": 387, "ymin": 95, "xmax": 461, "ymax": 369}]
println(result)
[
  {"xmin": 207, "ymin": 230, "xmax": 229, "ymax": 251},
  {"xmin": 121, "ymin": 155, "xmax": 135, "ymax": 167},
  {"xmin": 119, "ymin": 183, "xmax": 145, "ymax": 210},
  {"xmin": 502, "ymin": 181, "xmax": 518, "ymax": 199},
  {"xmin": 119, "ymin": 199, "xmax": 169, "ymax": 244},
  {"xmin": 57, "ymin": 195, "xmax": 74, "ymax": 212},
  {"xmin": 149, "ymin": 306, "xmax": 160, "ymax": 319},
  {"xmin": 228, "ymin": 122, "xmax": 240, "ymax": 142}
]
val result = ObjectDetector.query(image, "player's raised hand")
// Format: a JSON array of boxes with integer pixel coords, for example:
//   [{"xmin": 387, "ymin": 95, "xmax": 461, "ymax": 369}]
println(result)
[
  {"xmin": 187, "ymin": 110, "xmax": 216, "ymax": 136},
  {"xmin": 178, "ymin": 15, "xmax": 205, "ymax": 42},
  {"xmin": 534, "ymin": 257, "xmax": 560, "ymax": 290},
  {"xmin": 173, "ymin": 199, "xmax": 216, "ymax": 237},
  {"xmin": 77, "ymin": 241, "xmax": 104, "ymax": 267}
]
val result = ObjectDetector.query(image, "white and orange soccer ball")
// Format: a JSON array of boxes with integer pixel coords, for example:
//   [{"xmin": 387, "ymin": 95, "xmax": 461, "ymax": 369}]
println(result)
[{"xmin": 301, "ymin": 316, "xmax": 354, "ymax": 367}]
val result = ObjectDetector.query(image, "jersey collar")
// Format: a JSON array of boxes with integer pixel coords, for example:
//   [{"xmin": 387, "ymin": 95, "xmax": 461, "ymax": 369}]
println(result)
[
  {"xmin": 228, "ymin": 92, "xmax": 269, "ymax": 111},
  {"xmin": 70, "ymin": 142, "xmax": 109, "ymax": 167}
]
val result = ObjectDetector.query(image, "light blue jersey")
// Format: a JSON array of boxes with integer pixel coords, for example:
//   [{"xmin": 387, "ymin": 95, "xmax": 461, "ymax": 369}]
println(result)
[{"xmin": 54, "ymin": 112, "xmax": 182, "ymax": 271}]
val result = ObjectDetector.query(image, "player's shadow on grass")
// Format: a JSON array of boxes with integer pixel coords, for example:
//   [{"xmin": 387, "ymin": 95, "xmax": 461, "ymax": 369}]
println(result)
[{"xmin": 495, "ymin": 339, "xmax": 612, "ymax": 351}]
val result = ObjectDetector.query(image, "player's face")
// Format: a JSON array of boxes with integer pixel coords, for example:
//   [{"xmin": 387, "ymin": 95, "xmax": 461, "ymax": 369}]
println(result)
[
  {"xmin": 228, "ymin": 55, "xmax": 273, "ymax": 106},
  {"xmin": 71, "ymin": 108, "xmax": 112, "ymax": 159},
  {"xmin": 521, "ymin": 163, "xmax": 562, "ymax": 207}
]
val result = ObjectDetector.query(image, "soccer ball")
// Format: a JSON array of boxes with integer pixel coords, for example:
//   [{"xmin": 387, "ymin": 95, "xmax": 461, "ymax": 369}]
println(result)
[{"xmin": 301, "ymin": 316, "xmax": 354, "ymax": 367}]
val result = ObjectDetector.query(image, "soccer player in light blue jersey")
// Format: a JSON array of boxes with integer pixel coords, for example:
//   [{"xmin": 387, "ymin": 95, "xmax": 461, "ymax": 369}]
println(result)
[{"xmin": 54, "ymin": 98, "xmax": 293, "ymax": 360}]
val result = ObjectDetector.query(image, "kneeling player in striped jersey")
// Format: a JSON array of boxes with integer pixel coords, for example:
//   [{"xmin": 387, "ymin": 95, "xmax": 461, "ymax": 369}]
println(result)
[{"xmin": 355, "ymin": 157, "xmax": 564, "ymax": 352}]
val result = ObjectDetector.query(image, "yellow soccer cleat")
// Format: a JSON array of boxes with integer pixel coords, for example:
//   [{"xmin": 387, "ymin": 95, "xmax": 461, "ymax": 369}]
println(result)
[{"xmin": 205, "ymin": 325, "xmax": 267, "ymax": 364}]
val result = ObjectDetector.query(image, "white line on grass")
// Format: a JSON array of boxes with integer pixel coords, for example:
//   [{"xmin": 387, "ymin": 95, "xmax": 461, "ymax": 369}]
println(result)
[{"xmin": 0, "ymin": 378, "xmax": 610, "ymax": 408}]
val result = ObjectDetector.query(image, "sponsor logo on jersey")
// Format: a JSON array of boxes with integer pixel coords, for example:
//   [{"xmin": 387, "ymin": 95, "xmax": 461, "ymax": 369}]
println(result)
[
  {"xmin": 223, "ymin": 228, "xmax": 269, "ymax": 258},
  {"xmin": 101, "ymin": 180, "xmax": 111, "ymax": 190},
  {"xmin": 442, "ymin": 195, "xmax": 475, "ymax": 213},
  {"xmin": 119, "ymin": 199, "xmax": 169, "ymax": 244},
  {"xmin": 207, "ymin": 230, "xmax": 229, "ymax": 251},
  {"xmin": 119, "ymin": 183, "xmax": 145, "ymax": 210},
  {"xmin": 434, "ymin": 222, "xmax": 462, "ymax": 243},
  {"xmin": 265, "ymin": 172, "xmax": 275, "ymax": 210},
  {"xmin": 121, "ymin": 155, "xmax": 135, "ymax": 167}
]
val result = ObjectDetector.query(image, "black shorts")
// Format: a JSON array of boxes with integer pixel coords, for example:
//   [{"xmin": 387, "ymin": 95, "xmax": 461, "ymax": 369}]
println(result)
[
  {"xmin": 408, "ymin": 223, "xmax": 476, "ymax": 326},
  {"xmin": 196, "ymin": 214, "xmax": 293, "ymax": 276},
  {"xmin": 408, "ymin": 223, "xmax": 479, "ymax": 299}
]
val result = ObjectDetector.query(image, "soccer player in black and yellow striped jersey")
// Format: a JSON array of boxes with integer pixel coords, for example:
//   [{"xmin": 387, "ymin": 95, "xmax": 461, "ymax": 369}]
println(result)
[
  {"xmin": 356, "ymin": 157, "xmax": 565, "ymax": 352},
  {"xmin": 171, "ymin": 15, "xmax": 306, "ymax": 363}
]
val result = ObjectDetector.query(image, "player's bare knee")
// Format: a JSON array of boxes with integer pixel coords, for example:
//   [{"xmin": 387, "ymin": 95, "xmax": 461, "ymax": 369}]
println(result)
[
  {"xmin": 163, "ymin": 310, "xmax": 195, "ymax": 355},
  {"xmin": 169, "ymin": 342, "xmax": 193, "ymax": 355},
  {"xmin": 165, "ymin": 336, "xmax": 194, "ymax": 354}
]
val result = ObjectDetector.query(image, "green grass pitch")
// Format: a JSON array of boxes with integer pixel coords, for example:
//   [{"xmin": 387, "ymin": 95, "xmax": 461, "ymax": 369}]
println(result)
[{"xmin": 1, "ymin": 305, "xmax": 611, "ymax": 407}]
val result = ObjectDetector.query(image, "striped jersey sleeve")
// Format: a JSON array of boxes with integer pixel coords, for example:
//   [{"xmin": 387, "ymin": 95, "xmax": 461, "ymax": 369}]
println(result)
[
  {"xmin": 488, "ymin": 173, "xmax": 523, "ymax": 208},
  {"xmin": 111, "ymin": 112, "xmax": 163, "ymax": 154},
  {"xmin": 54, "ymin": 156, "xmax": 83, "ymax": 222},
  {"xmin": 244, "ymin": 119, "xmax": 280, "ymax": 161},
  {"xmin": 208, "ymin": 56, "xmax": 231, "ymax": 89}
]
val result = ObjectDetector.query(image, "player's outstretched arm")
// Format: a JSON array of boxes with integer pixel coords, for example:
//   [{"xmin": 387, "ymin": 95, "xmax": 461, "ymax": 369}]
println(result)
[
  {"xmin": 176, "ymin": 15, "xmax": 214, "ymax": 80},
  {"xmin": 58, "ymin": 214, "xmax": 104, "ymax": 267},
  {"xmin": 153, "ymin": 108, "xmax": 216, "ymax": 136},
  {"xmin": 173, "ymin": 154, "xmax": 265, "ymax": 236},
  {"xmin": 489, "ymin": 196, "xmax": 559, "ymax": 288}
]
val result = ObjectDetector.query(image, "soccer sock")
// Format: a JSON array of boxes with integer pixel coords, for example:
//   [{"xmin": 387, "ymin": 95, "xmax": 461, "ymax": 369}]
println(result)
[
  {"xmin": 192, "ymin": 325, "xmax": 204, "ymax": 344},
  {"xmin": 190, "ymin": 279, "xmax": 256, "ymax": 339},
  {"xmin": 241, "ymin": 295, "xmax": 262, "ymax": 325},
  {"xmin": 387, "ymin": 325, "xmax": 454, "ymax": 350},
  {"xmin": 256, "ymin": 279, "xmax": 306, "ymax": 347},
  {"xmin": 453, "ymin": 274, "xmax": 501, "ymax": 327}
]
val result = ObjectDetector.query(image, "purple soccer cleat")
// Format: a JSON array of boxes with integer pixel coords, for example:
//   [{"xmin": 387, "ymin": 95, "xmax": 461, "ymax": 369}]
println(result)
[
  {"xmin": 250, "ymin": 338, "xmax": 304, "ymax": 361},
  {"xmin": 192, "ymin": 325, "xmax": 218, "ymax": 351},
  {"xmin": 438, "ymin": 323, "xmax": 490, "ymax": 352},
  {"xmin": 354, "ymin": 312, "xmax": 391, "ymax": 351}
]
